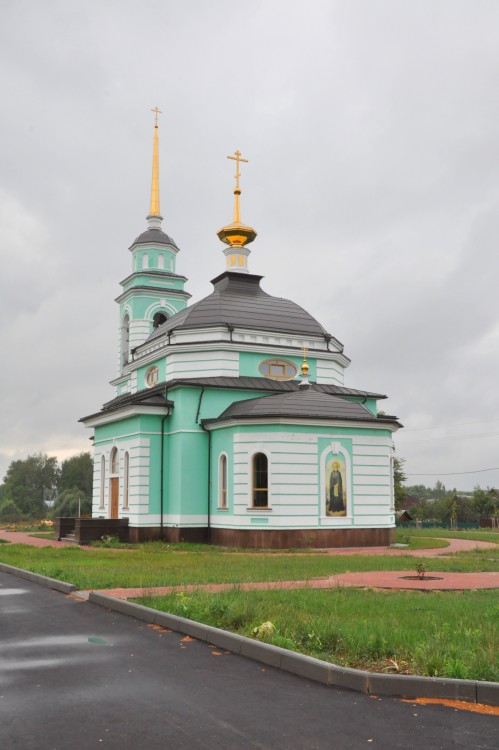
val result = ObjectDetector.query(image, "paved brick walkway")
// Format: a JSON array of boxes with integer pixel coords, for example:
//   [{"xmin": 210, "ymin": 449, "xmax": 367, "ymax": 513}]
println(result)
[
  {"xmin": 85, "ymin": 570, "xmax": 499, "ymax": 601},
  {"xmin": 0, "ymin": 529, "xmax": 72, "ymax": 547}
]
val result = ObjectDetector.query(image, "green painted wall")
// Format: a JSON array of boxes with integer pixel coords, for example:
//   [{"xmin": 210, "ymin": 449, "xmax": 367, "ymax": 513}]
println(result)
[
  {"xmin": 239, "ymin": 351, "xmax": 317, "ymax": 381},
  {"xmin": 122, "ymin": 292, "xmax": 186, "ymax": 319},
  {"xmin": 93, "ymin": 385, "xmax": 392, "ymax": 523},
  {"xmin": 122, "ymin": 272, "xmax": 185, "ymax": 292}
]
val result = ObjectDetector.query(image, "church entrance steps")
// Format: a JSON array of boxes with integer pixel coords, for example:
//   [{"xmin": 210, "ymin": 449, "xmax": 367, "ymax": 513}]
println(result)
[{"xmin": 61, "ymin": 531, "xmax": 77, "ymax": 544}]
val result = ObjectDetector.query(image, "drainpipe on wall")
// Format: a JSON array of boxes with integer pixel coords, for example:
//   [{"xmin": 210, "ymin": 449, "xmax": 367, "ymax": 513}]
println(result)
[
  {"xmin": 197, "ymin": 387, "xmax": 211, "ymax": 541},
  {"xmin": 160, "ymin": 388, "xmax": 169, "ymax": 540}
]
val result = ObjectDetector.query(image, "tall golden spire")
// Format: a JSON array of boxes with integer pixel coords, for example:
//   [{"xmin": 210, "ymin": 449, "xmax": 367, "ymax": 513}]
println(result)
[
  {"xmin": 217, "ymin": 149, "xmax": 257, "ymax": 249},
  {"xmin": 149, "ymin": 107, "xmax": 161, "ymax": 217}
]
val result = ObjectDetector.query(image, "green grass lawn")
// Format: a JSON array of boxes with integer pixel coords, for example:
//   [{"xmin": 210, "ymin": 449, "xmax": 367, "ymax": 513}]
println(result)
[
  {"xmin": 136, "ymin": 587, "xmax": 499, "ymax": 682},
  {"xmin": 399, "ymin": 528, "xmax": 499, "ymax": 545},
  {"xmin": 0, "ymin": 537, "xmax": 497, "ymax": 590}
]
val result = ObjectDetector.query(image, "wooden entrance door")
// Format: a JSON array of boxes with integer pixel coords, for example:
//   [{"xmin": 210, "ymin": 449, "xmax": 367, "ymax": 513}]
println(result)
[{"xmin": 110, "ymin": 477, "xmax": 119, "ymax": 519}]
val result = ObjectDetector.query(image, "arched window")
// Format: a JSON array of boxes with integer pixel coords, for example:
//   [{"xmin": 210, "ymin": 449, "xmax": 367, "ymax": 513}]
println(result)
[
  {"xmin": 158, "ymin": 254, "xmax": 165, "ymax": 269},
  {"xmin": 123, "ymin": 452, "xmax": 129, "ymax": 510},
  {"xmin": 109, "ymin": 447, "xmax": 120, "ymax": 520},
  {"xmin": 152, "ymin": 312, "xmax": 167, "ymax": 329},
  {"xmin": 218, "ymin": 454, "xmax": 228, "ymax": 509},
  {"xmin": 121, "ymin": 314, "xmax": 130, "ymax": 366},
  {"xmin": 142, "ymin": 253, "xmax": 148, "ymax": 269},
  {"xmin": 100, "ymin": 455, "xmax": 106, "ymax": 509},
  {"xmin": 252, "ymin": 453, "xmax": 268, "ymax": 508},
  {"xmin": 110, "ymin": 447, "xmax": 119, "ymax": 475}
]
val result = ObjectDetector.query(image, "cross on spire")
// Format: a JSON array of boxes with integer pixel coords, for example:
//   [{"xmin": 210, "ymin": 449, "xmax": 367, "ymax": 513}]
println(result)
[
  {"xmin": 227, "ymin": 150, "xmax": 248, "ymax": 191},
  {"xmin": 151, "ymin": 106, "xmax": 162, "ymax": 127}
]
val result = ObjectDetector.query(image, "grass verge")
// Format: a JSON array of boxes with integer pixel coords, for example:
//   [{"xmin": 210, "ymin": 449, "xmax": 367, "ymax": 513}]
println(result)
[
  {"xmin": 401, "ymin": 528, "xmax": 499, "ymax": 545},
  {"xmin": 136, "ymin": 587, "xmax": 499, "ymax": 682}
]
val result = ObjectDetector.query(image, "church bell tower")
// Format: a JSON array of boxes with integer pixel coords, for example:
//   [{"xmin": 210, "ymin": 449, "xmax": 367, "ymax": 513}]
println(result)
[{"xmin": 115, "ymin": 109, "xmax": 191, "ymax": 376}]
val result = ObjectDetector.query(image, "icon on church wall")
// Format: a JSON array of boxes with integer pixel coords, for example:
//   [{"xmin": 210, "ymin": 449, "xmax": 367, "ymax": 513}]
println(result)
[{"xmin": 325, "ymin": 454, "xmax": 347, "ymax": 516}]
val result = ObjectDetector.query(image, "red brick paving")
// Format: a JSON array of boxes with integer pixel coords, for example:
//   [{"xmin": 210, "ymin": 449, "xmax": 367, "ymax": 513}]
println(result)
[
  {"xmin": 0, "ymin": 529, "xmax": 73, "ymax": 548},
  {"xmin": 89, "ymin": 570, "xmax": 499, "ymax": 601}
]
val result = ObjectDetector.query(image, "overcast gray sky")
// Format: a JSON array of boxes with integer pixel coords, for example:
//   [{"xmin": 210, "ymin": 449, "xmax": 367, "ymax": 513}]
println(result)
[{"xmin": 1, "ymin": 0, "xmax": 498, "ymax": 491}]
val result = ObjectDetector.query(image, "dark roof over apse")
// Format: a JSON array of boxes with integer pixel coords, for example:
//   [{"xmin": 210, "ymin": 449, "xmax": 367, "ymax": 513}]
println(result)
[
  {"xmin": 204, "ymin": 389, "xmax": 400, "ymax": 424},
  {"xmin": 142, "ymin": 271, "xmax": 335, "ymax": 344}
]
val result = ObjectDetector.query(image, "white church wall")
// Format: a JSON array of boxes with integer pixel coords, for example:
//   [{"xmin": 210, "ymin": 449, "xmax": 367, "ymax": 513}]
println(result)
[
  {"xmin": 166, "ymin": 349, "xmax": 239, "ymax": 379},
  {"xmin": 210, "ymin": 428, "xmax": 395, "ymax": 530},
  {"xmin": 316, "ymin": 360, "xmax": 345, "ymax": 385}
]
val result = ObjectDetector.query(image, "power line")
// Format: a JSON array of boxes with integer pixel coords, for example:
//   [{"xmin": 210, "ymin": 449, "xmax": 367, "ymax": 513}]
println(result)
[
  {"xmin": 406, "ymin": 467, "xmax": 499, "ymax": 477},
  {"xmin": 397, "ymin": 431, "xmax": 499, "ymax": 446},
  {"xmin": 402, "ymin": 418, "xmax": 499, "ymax": 433}
]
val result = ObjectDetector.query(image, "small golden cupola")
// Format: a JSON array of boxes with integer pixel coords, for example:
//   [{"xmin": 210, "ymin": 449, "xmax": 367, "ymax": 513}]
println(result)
[
  {"xmin": 217, "ymin": 150, "xmax": 257, "ymax": 273},
  {"xmin": 299, "ymin": 347, "xmax": 311, "ymax": 389}
]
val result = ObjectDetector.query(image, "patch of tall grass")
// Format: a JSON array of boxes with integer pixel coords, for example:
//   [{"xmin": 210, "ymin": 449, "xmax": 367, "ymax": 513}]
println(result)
[{"xmin": 137, "ymin": 588, "xmax": 499, "ymax": 682}]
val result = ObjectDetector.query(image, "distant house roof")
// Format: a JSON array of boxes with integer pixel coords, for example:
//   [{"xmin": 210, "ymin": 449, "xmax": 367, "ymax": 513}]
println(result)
[{"xmin": 396, "ymin": 509, "xmax": 413, "ymax": 522}]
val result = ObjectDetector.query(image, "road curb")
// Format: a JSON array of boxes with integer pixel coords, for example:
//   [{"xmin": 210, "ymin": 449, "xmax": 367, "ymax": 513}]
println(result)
[
  {"xmin": 0, "ymin": 562, "xmax": 76, "ymax": 594},
  {"xmin": 88, "ymin": 592, "xmax": 499, "ymax": 707}
]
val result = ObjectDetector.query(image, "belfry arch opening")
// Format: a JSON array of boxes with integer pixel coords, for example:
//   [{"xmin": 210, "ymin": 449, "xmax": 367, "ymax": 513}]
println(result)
[
  {"xmin": 152, "ymin": 312, "xmax": 168, "ymax": 329},
  {"xmin": 121, "ymin": 314, "xmax": 130, "ymax": 366}
]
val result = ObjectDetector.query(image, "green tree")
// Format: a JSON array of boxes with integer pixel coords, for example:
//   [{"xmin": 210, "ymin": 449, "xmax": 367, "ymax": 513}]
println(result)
[
  {"xmin": 59, "ymin": 453, "xmax": 93, "ymax": 500},
  {"xmin": 0, "ymin": 498, "xmax": 23, "ymax": 522},
  {"xmin": 52, "ymin": 488, "xmax": 91, "ymax": 518},
  {"xmin": 393, "ymin": 456, "xmax": 407, "ymax": 509},
  {"xmin": 472, "ymin": 486, "xmax": 495, "ymax": 519},
  {"xmin": 2, "ymin": 453, "xmax": 60, "ymax": 516},
  {"xmin": 432, "ymin": 480, "xmax": 447, "ymax": 500}
]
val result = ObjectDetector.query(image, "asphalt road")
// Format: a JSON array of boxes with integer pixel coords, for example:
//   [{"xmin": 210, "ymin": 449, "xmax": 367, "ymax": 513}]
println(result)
[{"xmin": 0, "ymin": 571, "xmax": 497, "ymax": 750}]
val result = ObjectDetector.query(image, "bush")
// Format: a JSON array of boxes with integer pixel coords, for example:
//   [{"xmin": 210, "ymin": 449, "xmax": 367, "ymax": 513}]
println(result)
[
  {"xmin": 0, "ymin": 499, "xmax": 24, "ymax": 523},
  {"xmin": 51, "ymin": 488, "xmax": 91, "ymax": 518}
]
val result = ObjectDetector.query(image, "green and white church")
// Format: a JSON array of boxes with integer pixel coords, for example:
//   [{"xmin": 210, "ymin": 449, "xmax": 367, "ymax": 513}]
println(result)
[{"xmin": 80, "ymin": 116, "xmax": 401, "ymax": 548}]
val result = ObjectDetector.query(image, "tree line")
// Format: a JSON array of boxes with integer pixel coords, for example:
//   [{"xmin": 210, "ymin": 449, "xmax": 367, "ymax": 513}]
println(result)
[
  {"xmin": 394, "ymin": 457, "xmax": 498, "ymax": 523},
  {"xmin": 0, "ymin": 452, "xmax": 93, "ymax": 522}
]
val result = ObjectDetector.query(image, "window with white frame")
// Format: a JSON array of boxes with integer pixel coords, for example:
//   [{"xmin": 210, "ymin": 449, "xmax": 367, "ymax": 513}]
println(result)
[
  {"xmin": 123, "ymin": 452, "xmax": 130, "ymax": 509},
  {"xmin": 218, "ymin": 454, "xmax": 228, "ymax": 509},
  {"xmin": 100, "ymin": 456, "xmax": 106, "ymax": 508},
  {"xmin": 252, "ymin": 452, "xmax": 268, "ymax": 508}
]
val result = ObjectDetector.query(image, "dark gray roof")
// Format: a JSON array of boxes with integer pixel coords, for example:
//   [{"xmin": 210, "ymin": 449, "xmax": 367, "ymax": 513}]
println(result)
[
  {"xmin": 164, "ymin": 375, "xmax": 386, "ymax": 399},
  {"xmin": 129, "ymin": 227, "xmax": 178, "ymax": 249},
  {"xmin": 142, "ymin": 272, "xmax": 331, "ymax": 344},
  {"xmin": 80, "ymin": 386, "xmax": 173, "ymax": 422},
  {"xmin": 81, "ymin": 376, "xmax": 389, "ymax": 423},
  {"xmin": 206, "ymin": 389, "xmax": 384, "ymax": 423}
]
